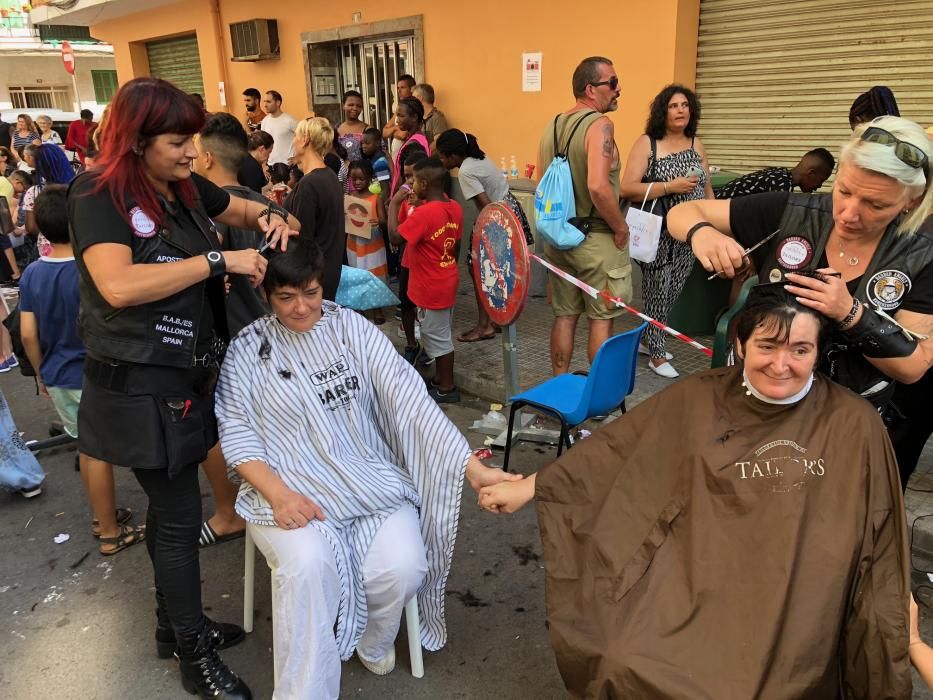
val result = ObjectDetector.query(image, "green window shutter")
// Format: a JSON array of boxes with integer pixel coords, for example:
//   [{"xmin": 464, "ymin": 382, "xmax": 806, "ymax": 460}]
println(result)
[
  {"xmin": 91, "ymin": 70, "xmax": 118, "ymax": 103},
  {"xmin": 145, "ymin": 34, "xmax": 205, "ymax": 97}
]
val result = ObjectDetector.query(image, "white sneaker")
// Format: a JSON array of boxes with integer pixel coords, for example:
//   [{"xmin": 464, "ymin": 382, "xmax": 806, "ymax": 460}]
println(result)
[
  {"xmin": 359, "ymin": 646, "xmax": 396, "ymax": 676},
  {"xmin": 649, "ymin": 360, "xmax": 679, "ymax": 379},
  {"xmin": 638, "ymin": 344, "xmax": 672, "ymax": 361}
]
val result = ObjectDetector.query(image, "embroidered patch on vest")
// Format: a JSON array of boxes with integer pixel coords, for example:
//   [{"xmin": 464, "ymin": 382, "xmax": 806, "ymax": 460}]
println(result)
[
  {"xmin": 130, "ymin": 207, "xmax": 157, "ymax": 238},
  {"xmin": 776, "ymin": 236, "xmax": 812, "ymax": 270},
  {"xmin": 867, "ymin": 270, "xmax": 911, "ymax": 311},
  {"xmin": 769, "ymin": 268, "xmax": 783, "ymax": 283}
]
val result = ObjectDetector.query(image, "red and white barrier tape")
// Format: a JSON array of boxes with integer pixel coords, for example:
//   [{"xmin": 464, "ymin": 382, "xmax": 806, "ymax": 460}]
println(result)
[{"xmin": 530, "ymin": 254, "xmax": 713, "ymax": 357}]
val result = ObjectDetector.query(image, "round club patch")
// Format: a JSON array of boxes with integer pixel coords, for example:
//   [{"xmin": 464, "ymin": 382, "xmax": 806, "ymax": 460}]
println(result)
[
  {"xmin": 777, "ymin": 236, "xmax": 812, "ymax": 270},
  {"xmin": 130, "ymin": 207, "xmax": 157, "ymax": 238},
  {"xmin": 867, "ymin": 269, "xmax": 911, "ymax": 311},
  {"xmin": 769, "ymin": 268, "xmax": 783, "ymax": 283}
]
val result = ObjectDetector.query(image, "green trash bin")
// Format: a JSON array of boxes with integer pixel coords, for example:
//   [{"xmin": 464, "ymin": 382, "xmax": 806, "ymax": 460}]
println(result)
[
  {"xmin": 665, "ymin": 167, "xmax": 743, "ymax": 336},
  {"xmin": 710, "ymin": 169, "xmax": 743, "ymax": 189},
  {"xmin": 668, "ymin": 260, "xmax": 733, "ymax": 336}
]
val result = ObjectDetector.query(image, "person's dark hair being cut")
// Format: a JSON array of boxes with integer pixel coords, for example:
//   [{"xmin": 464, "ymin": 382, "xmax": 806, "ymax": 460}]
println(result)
[
  {"xmin": 262, "ymin": 239, "xmax": 325, "ymax": 295},
  {"xmin": 735, "ymin": 282, "xmax": 829, "ymax": 354}
]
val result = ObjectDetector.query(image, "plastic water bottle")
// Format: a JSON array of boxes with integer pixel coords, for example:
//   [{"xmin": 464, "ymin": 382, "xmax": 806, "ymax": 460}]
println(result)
[
  {"xmin": 509, "ymin": 156, "xmax": 519, "ymax": 179},
  {"xmin": 500, "ymin": 157, "xmax": 508, "ymax": 178}
]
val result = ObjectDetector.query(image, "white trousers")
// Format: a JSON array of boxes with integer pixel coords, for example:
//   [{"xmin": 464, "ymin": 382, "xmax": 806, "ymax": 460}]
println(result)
[{"xmin": 248, "ymin": 505, "xmax": 428, "ymax": 700}]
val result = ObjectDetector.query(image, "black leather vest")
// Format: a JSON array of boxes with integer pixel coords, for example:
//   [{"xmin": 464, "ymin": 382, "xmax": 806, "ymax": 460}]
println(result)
[
  {"xmin": 756, "ymin": 193, "xmax": 933, "ymax": 402},
  {"xmin": 70, "ymin": 174, "xmax": 228, "ymax": 369}
]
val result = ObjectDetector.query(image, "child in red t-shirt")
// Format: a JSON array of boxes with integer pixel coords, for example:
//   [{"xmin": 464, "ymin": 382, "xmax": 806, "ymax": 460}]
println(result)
[{"xmin": 389, "ymin": 156, "xmax": 463, "ymax": 403}]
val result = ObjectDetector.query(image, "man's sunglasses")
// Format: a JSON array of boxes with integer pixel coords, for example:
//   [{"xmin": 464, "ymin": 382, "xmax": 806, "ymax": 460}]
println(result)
[
  {"xmin": 861, "ymin": 126, "xmax": 930, "ymax": 176},
  {"xmin": 590, "ymin": 77, "xmax": 619, "ymax": 91}
]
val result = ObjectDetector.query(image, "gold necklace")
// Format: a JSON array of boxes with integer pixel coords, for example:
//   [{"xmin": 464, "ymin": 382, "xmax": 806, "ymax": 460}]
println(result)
[{"xmin": 836, "ymin": 237, "xmax": 860, "ymax": 267}]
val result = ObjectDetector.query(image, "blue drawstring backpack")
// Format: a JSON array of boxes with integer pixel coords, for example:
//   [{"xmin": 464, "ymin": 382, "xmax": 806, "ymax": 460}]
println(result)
[{"xmin": 534, "ymin": 111, "xmax": 596, "ymax": 250}]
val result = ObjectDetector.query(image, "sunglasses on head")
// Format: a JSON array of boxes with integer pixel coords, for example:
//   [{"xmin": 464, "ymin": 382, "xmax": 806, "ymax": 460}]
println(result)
[
  {"xmin": 590, "ymin": 76, "xmax": 619, "ymax": 91},
  {"xmin": 860, "ymin": 126, "xmax": 930, "ymax": 176}
]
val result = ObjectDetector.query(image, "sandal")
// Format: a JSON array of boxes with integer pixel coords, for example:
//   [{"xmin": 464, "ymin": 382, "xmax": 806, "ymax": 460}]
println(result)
[
  {"xmin": 457, "ymin": 327, "xmax": 496, "ymax": 343},
  {"xmin": 199, "ymin": 520, "xmax": 246, "ymax": 548},
  {"xmin": 99, "ymin": 523, "xmax": 146, "ymax": 556},
  {"xmin": 92, "ymin": 507, "xmax": 133, "ymax": 538}
]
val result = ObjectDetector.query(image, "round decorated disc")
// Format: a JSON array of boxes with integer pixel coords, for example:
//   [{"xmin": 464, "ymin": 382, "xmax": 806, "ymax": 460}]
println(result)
[{"xmin": 471, "ymin": 202, "xmax": 530, "ymax": 326}]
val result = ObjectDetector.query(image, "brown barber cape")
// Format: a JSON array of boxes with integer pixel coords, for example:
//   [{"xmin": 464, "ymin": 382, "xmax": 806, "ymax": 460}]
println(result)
[{"xmin": 535, "ymin": 368, "xmax": 910, "ymax": 699}]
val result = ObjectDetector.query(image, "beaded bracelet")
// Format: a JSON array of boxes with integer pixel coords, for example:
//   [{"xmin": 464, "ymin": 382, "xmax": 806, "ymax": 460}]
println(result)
[{"xmin": 838, "ymin": 298, "xmax": 862, "ymax": 330}]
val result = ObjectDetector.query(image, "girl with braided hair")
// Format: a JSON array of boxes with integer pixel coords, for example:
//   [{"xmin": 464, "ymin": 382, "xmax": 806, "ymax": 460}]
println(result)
[{"xmin": 849, "ymin": 85, "xmax": 900, "ymax": 129}]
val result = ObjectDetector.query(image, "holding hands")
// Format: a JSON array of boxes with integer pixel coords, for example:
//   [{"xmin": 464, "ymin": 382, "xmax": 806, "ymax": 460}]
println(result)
[
  {"xmin": 462, "ymin": 453, "xmax": 536, "ymax": 515},
  {"xmin": 465, "ymin": 454, "xmax": 523, "ymax": 493},
  {"xmin": 479, "ymin": 476, "xmax": 536, "ymax": 514}
]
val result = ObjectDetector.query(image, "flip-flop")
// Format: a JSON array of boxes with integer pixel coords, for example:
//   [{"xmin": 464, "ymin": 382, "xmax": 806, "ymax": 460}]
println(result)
[
  {"xmin": 99, "ymin": 523, "xmax": 146, "ymax": 556},
  {"xmin": 457, "ymin": 329, "xmax": 496, "ymax": 343},
  {"xmin": 92, "ymin": 507, "xmax": 133, "ymax": 538},
  {"xmin": 199, "ymin": 521, "xmax": 246, "ymax": 548}
]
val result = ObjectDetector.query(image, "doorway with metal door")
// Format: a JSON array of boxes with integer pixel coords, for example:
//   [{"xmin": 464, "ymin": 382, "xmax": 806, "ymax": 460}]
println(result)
[{"xmin": 337, "ymin": 36, "xmax": 414, "ymax": 130}]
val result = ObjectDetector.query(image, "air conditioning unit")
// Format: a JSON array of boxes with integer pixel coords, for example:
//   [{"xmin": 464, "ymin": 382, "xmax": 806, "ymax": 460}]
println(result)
[{"xmin": 230, "ymin": 19, "xmax": 279, "ymax": 62}]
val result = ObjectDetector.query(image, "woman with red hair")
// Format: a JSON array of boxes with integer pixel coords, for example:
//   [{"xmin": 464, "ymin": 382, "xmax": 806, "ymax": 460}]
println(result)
[{"xmin": 68, "ymin": 77, "xmax": 297, "ymax": 699}]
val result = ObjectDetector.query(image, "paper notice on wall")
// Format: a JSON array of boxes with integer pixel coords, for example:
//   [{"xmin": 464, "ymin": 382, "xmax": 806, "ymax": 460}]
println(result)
[{"xmin": 522, "ymin": 52, "xmax": 542, "ymax": 92}]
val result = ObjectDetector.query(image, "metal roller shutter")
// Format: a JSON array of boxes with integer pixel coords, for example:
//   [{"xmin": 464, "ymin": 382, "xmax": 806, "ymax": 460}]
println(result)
[
  {"xmin": 146, "ymin": 34, "xmax": 205, "ymax": 97},
  {"xmin": 696, "ymin": 0, "xmax": 933, "ymax": 179}
]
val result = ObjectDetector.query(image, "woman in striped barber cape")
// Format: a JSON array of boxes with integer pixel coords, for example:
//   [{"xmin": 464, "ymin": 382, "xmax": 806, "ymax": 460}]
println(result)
[{"xmin": 215, "ymin": 238, "xmax": 520, "ymax": 699}]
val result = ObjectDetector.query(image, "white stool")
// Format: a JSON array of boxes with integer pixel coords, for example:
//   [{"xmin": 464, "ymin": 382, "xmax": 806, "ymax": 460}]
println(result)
[{"xmin": 243, "ymin": 527, "xmax": 425, "ymax": 680}]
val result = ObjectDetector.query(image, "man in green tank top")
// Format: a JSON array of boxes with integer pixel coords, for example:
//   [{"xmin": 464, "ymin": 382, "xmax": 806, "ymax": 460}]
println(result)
[{"xmin": 538, "ymin": 56, "xmax": 633, "ymax": 375}]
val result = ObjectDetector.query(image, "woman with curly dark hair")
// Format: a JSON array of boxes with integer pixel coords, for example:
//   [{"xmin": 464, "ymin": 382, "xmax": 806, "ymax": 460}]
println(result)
[{"xmin": 620, "ymin": 83, "xmax": 713, "ymax": 378}]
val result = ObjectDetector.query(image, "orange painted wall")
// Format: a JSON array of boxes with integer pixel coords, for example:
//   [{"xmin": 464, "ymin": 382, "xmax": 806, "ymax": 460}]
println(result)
[{"xmin": 93, "ymin": 0, "xmax": 700, "ymax": 170}]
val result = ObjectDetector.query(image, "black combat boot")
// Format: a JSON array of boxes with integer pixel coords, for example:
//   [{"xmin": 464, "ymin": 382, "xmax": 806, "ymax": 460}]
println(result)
[
  {"xmin": 156, "ymin": 607, "xmax": 246, "ymax": 659},
  {"xmin": 176, "ymin": 618, "xmax": 252, "ymax": 699}
]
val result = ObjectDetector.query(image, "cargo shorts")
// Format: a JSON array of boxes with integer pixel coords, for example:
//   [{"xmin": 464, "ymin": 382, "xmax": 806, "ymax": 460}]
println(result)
[{"xmin": 544, "ymin": 231, "xmax": 632, "ymax": 320}]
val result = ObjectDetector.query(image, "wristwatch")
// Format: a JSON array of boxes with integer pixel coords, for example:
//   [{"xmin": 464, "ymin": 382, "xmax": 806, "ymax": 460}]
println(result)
[{"xmin": 203, "ymin": 250, "xmax": 226, "ymax": 278}]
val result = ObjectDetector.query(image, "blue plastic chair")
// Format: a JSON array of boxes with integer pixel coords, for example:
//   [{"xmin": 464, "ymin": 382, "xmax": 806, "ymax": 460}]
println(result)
[{"xmin": 502, "ymin": 322, "xmax": 647, "ymax": 472}]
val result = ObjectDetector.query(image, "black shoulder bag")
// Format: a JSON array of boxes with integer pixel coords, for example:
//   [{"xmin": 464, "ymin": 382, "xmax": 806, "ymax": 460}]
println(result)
[{"xmin": 633, "ymin": 136, "xmax": 674, "ymax": 231}]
